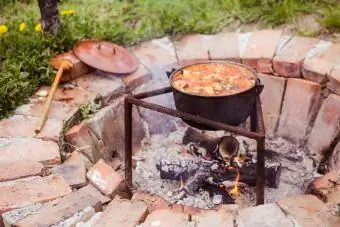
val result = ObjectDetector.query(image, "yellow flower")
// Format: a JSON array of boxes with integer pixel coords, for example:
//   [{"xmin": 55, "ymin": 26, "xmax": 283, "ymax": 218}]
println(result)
[
  {"xmin": 35, "ymin": 23, "xmax": 42, "ymax": 32},
  {"xmin": 19, "ymin": 22, "xmax": 26, "ymax": 32},
  {"xmin": 0, "ymin": 24, "xmax": 8, "ymax": 35},
  {"xmin": 61, "ymin": 9, "xmax": 76, "ymax": 16}
]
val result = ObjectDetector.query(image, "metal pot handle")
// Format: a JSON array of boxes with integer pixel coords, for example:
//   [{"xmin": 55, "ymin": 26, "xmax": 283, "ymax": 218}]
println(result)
[{"xmin": 255, "ymin": 79, "xmax": 264, "ymax": 95}]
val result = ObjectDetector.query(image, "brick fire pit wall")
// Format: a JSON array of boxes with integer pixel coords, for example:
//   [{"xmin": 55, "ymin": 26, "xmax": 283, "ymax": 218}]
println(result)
[{"xmin": 0, "ymin": 30, "xmax": 339, "ymax": 226}]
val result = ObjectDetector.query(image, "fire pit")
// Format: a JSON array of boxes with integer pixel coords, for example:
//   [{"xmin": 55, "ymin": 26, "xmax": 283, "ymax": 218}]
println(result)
[{"xmin": 124, "ymin": 86, "xmax": 267, "ymax": 205}]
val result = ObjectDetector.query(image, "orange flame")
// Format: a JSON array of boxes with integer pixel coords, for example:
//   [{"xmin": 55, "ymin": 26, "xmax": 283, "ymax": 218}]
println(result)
[{"xmin": 229, "ymin": 170, "xmax": 240, "ymax": 197}]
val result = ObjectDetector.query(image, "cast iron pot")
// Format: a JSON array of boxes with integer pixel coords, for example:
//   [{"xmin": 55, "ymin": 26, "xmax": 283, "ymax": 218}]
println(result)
[{"xmin": 167, "ymin": 61, "xmax": 264, "ymax": 130}]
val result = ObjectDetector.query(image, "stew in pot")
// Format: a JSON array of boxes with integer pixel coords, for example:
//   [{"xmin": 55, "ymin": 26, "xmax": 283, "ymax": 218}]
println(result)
[{"xmin": 171, "ymin": 62, "xmax": 256, "ymax": 96}]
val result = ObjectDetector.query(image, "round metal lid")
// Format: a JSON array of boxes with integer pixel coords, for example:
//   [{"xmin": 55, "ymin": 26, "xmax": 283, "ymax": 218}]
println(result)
[{"xmin": 73, "ymin": 40, "xmax": 139, "ymax": 74}]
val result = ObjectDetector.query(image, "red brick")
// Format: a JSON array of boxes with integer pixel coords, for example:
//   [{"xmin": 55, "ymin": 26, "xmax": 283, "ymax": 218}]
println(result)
[
  {"xmin": 277, "ymin": 78, "xmax": 321, "ymax": 142},
  {"xmin": 73, "ymin": 73, "xmax": 124, "ymax": 98},
  {"xmin": 142, "ymin": 209, "xmax": 189, "ymax": 227},
  {"xmin": 87, "ymin": 159, "xmax": 124, "ymax": 197},
  {"xmin": 258, "ymin": 74, "xmax": 286, "ymax": 136},
  {"xmin": 330, "ymin": 142, "xmax": 340, "ymax": 171},
  {"xmin": 121, "ymin": 65, "xmax": 152, "ymax": 90},
  {"xmin": 327, "ymin": 66, "xmax": 340, "ymax": 95},
  {"xmin": 277, "ymin": 195, "xmax": 340, "ymax": 227},
  {"xmin": 0, "ymin": 138, "xmax": 60, "ymax": 165},
  {"xmin": 273, "ymin": 37, "xmax": 319, "ymax": 77},
  {"xmin": 242, "ymin": 30, "xmax": 282, "ymax": 73},
  {"xmin": 303, "ymin": 43, "xmax": 340, "ymax": 83},
  {"xmin": 133, "ymin": 37, "xmax": 178, "ymax": 68},
  {"xmin": 81, "ymin": 184, "xmax": 111, "ymax": 205},
  {"xmin": 208, "ymin": 32, "xmax": 240, "ymax": 62},
  {"xmin": 175, "ymin": 35, "xmax": 210, "ymax": 63},
  {"xmin": 52, "ymin": 51, "xmax": 89, "ymax": 83},
  {"xmin": 93, "ymin": 198, "xmax": 148, "ymax": 227},
  {"xmin": 307, "ymin": 94, "xmax": 340, "ymax": 156},
  {"xmin": 16, "ymin": 185, "xmax": 102, "ymax": 227},
  {"xmin": 0, "ymin": 160, "xmax": 44, "ymax": 182},
  {"xmin": 14, "ymin": 99, "xmax": 78, "ymax": 121},
  {"xmin": 306, "ymin": 170, "xmax": 340, "ymax": 203},
  {"xmin": 192, "ymin": 209, "xmax": 234, "ymax": 226},
  {"xmin": 51, "ymin": 151, "xmax": 86, "ymax": 188},
  {"xmin": 0, "ymin": 174, "xmax": 71, "ymax": 215},
  {"xmin": 34, "ymin": 85, "xmax": 97, "ymax": 107},
  {"xmin": 0, "ymin": 115, "xmax": 62, "ymax": 142},
  {"xmin": 131, "ymin": 192, "xmax": 171, "ymax": 212}
]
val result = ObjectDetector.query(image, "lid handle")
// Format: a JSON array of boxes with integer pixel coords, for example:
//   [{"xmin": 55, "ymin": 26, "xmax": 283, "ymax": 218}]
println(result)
[{"xmin": 98, "ymin": 44, "xmax": 116, "ymax": 55}]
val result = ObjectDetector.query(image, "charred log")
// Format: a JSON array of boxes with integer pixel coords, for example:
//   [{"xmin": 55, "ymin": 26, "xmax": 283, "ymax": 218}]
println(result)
[
  {"xmin": 156, "ymin": 158, "xmax": 281, "ymax": 188},
  {"xmin": 37, "ymin": 0, "xmax": 60, "ymax": 34},
  {"xmin": 182, "ymin": 127, "xmax": 239, "ymax": 162}
]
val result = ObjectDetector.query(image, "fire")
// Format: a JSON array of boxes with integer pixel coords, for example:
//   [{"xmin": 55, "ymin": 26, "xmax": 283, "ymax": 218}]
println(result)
[{"xmin": 229, "ymin": 170, "xmax": 241, "ymax": 197}]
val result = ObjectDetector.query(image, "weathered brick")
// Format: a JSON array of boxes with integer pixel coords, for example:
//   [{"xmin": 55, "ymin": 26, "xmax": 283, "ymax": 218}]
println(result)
[
  {"xmin": 133, "ymin": 37, "xmax": 178, "ymax": 69},
  {"xmin": 0, "ymin": 160, "xmax": 44, "ymax": 182},
  {"xmin": 258, "ymin": 74, "xmax": 286, "ymax": 136},
  {"xmin": 273, "ymin": 37, "xmax": 319, "ymax": 77},
  {"xmin": 236, "ymin": 203, "xmax": 293, "ymax": 227},
  {"xmin": 16, "ymin": 185, "xmax": 102, "ymax": 227},
  {"xmin": 73, "ymin": 73, "xmax": 124, "ymax": 98},
  {"xmin": 277, "ymin": 195, "xmax": 340, "ymax": 227},
  {"xmin": 121, "ymin": 65, "xmax": 152, "ymax": 90},
  {"xmin": 175, "ymin": 35, "xmax": 210, "ymax": 64},
  {"xmin": 14, "ymin": 99, "xmax": 78, "ymax": 121},
  {"xmin": 330, "ymin": 142, "xmax": 340, "ymax": 171},
  {"xmin": 0, "ymin": 138, "xmax": 60, "ymax": 165},
  {"xmin": 142, "ymin": 209, "xmax": 189, "ymax": 227},
  {"xmin": 303, "ymin": 43, "xmax": 340, "ymax": 83},
  {"xmin": 191, "ymin": 209, "xmax": 234, "ymax": 227},
  {"xmin": 208, "ymin": 32, "xmax": 240, "ymax": 62},
  {"xmin": 35, "ymin": 85, "xmax": 97, "ymax": 107},
  {"xmin": 81, "ymin": 184, "xmax": 111, "ymax": 205},
  {"xmin": 308, "ymin": 94, "xmax": 340, "ymax": 156},
  {"xmin": 277, "ymin": 78, "xmax": 321, "ymax": 142},
  {"xmin": 51, "ymin": 51, "xmax": 89, "ymax": 83},
  {"xmin": 327, "ymin": 65, "xmax": 340, "ymax": 95},
  {"xmin": 93, "ymin": 199, "xmax": 148, "ymax": 227},
  {"xmin": 242, "ymin": 30, "xmax": 282, "ymax": 73},
  {"xmin": 0, "ymin": 115, "xmax": 63, "ymax": 142},
  {"xmin": 131, "ymin": 192, "xmax": 170, "ymax": 213},
  {"xmin": 0, "ymin": 174, "xmax": 71, "ymax": 215},
  {"xmin": 306, "ymin": 170, "xmax": 340, "ymax": 203},
  {"xmin": 87, "ymin": 159, "xmax": 124, "ymax": 197},
  {"xmin": 52, "ymin": 151, "xmax": 86, "ymax": 188}
]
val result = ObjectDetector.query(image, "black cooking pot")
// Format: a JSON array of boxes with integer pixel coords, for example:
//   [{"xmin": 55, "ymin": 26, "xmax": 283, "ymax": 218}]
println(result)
[{"xmin": 167, "ymin": 61, "xmax": 264, "ymax": 130}]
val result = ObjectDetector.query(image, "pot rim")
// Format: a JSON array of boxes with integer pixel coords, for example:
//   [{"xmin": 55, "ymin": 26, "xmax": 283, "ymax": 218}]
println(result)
[{"xmin": 169, "ymin": 60, "xmax": 260, "ymax": 99}]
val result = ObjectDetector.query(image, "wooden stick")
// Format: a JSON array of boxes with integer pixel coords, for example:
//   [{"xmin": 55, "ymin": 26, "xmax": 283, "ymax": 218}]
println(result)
[{"xmin": 35, "ymin": 65, "xmax": 65, "ymax": 134}]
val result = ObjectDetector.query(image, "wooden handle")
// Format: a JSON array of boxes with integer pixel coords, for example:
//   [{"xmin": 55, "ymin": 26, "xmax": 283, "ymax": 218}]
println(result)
[{"xmin": 35, "ymin": 65, "xmax": 65, "ymax": 134}]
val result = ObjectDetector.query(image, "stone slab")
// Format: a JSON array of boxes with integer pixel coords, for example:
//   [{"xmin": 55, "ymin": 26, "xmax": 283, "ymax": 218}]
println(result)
[
  {"xmin": 191, "ymin": 209, "xmax": 234, "ymax": 227},
  {"xmin": 0, "ymin": 174, "xmax": 71, "ymax": 215},
  {"xmin": 14, "ymin": 99, "xmax": 78, "ymax": 121},
  {"xmin": 277, "ymin": 78, "xmax": 321, "ymax": 142},
  {"xmin": 80, "ymin": 184, "xmax": 111, "ymax": 205},
  {"xmin": 303, "ymin": 42, "xmax": 340, "ymax": 83},
  {"xmin": 236, "ymin": 203, "xmax": 293, "ymax": 227},
  {"xmin": 86, "ymin": 159, "xmax": 123, "ymax": 197},
  {"xmin": 0, "ymin": 115, "xmax": 63, "ymax": 142},
  {"xmin": 277, "ymin": 194, "xmax": 340, "ymax": 227},
  {"xmin": 330, "ymin": 142, "xmax": 340, "ymax": 171},
  {"xmin": 131, "ymin": 192, "xmax": 171, "ymax": 213},
  {"xmin": 16, "ymin": 185, "xmax": 102, "ymax": 227},
  {"xmin": 242, "ymin": 30, "xmax": 282, "ymax": 73},
  {"xmin": 208, "ymin": 32, "xmax": 240, "ymax": 62},
  {"xmin": 93, "ymin": 199, "xmax": 148, "ymax": 227},
  {"xmin": 327, "ymin": 65, "xmax": 340, "ymax": 95},
  {"xmin": 175, "ymin": 35, "xmax": 210, "ymax": 63},
  {"xmin": 121, "ymin": 65, "xmax": 152, "ymax": 90},
  {"xmin": 308, "ymin": 94, "xmax": 340, "ymax": 156},
  {"xmin": 142, "ymin": 209, "xmax": 189, "ymax": 227},
  {"xmin": 72, "ymin": 73, "xmax": 124, "ymax": 98},
  {"xmin": 52, "ymin": 151, "xmax": 86, "ymax": 188},
  {"xmin": 0, "ymin": 160, "xmax": 44, "ymax": 182},
  {"xmin": 0, "ymin": 138, "xmax": 60, "ymax": 165},
  {"xmin": 273, "ymin": 37, "xmax": 319, "ymax": 77},
  {"xmin": 258, "ymin": 74, "xmax": 286, "ymax": 136}
]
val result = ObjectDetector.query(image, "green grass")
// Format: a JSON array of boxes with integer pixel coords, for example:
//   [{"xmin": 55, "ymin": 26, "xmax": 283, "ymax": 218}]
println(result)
[{"xmin": 0, "ymin": 0, "xmax": 339, "ymax": 118}]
